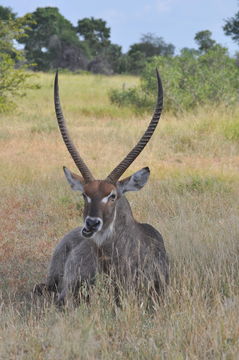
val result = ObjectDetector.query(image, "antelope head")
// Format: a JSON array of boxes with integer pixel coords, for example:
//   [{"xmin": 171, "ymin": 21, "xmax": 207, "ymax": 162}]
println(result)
[{"xmin": 54, "ymin": 71, "xmax": 163, "ymax": 240}]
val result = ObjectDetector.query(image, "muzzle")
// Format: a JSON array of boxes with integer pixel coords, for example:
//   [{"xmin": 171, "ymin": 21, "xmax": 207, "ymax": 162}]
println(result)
[{"xmin": 82, "ymin": 216, "xmax": 103, "ymax": 238}]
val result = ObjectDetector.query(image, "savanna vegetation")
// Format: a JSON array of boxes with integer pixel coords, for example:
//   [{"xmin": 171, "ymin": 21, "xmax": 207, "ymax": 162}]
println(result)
[
  {"xmin": 1, "ymin": 3, "xmax": 239, "ymax": 359},
  {"xmin": 110, "ymin": 45, "xmax": 239, "ymax": 113},
  {"xmin": 1, "ymin": 4, "xmax": 239, "ymax": 114},
  {"xmin": 0, "ymin": 72, "xmax": 239, "ymax": 359}
]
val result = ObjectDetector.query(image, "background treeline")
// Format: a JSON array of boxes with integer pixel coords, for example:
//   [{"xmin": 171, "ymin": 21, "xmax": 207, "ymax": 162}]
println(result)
[
  {"xmin": 0, "ymin": 6, "xmax": 176, "ymax": 74},
  {"xmin": 1, "ymin": 5, "xmax": 239, "ymax": 112}
]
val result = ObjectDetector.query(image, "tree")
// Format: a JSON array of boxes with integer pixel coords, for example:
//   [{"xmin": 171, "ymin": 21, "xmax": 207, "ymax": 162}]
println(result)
[
  {"xmin": 102, "ymin": 43, "xmax": 124, "ymax": 73},
  {"xmin": 126, "ymin": 50, "xmax": 147, "ymax": 74},
  {"xmin": 76, "ymin": 17, "xmax": 110, "ymax": 57},
  {"xmin": 128, "ymin": 33, "xmax": 175, "ymax": 58},
  {"xmin": 86, "ymin": 44, "xmax": 124, "ymax": 75},
  {"xmin": 126, "ymin": 33, "xmax": 175, "ymax": 74},
  {"xmin": 19, "ymin": 7, "xmax": 87, "ymax": 71},
  {"xmin": 76, "ymin": 17, "xmax": 126, "ymax": 74},
  {"xmin": 194, "ymin": 30, "xmax": 216, "ymax": 53},
  {"xmin": 0, "ymin": 15, "xmax": 36, "ymax": 112},
  {"xmin": 0, "ymin": 5, "xmax": 16, "ymax": 20},
  {"xmin": 223, "ymin": 11, "xmax": 239, "ymax": 44}
]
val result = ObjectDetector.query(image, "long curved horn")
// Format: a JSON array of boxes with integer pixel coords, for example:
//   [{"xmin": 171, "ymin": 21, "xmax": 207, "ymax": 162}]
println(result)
[
  {"xmin": 54, "ymin": 71, "xmax": 94, "ymax": 183},
  {"xmin": 106, "ymin": 69, "xmax": 163, "ymax": 184}
]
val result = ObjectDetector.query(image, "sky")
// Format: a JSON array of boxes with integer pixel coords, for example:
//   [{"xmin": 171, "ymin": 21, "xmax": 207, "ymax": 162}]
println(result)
[{"xmin": 1, "ymin": 0, "xmax": 238, "ymax": 55}]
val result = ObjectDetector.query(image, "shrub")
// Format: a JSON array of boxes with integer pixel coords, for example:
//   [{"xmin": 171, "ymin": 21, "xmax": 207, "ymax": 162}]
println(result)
[
  {"xmin": 109, "ymin": 87, "xmax": 152, "ymax": 112},
  {"xmin": 0, "ymin": 16, "xmax": 37, "ymax": 112},
  {"xmin": 110, "ymin": 46, "xmax": 239, "ymax": 114}
]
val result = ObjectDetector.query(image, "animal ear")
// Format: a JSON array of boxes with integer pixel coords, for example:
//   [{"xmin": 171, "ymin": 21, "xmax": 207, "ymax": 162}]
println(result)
[
  {"xmin": 63, "ymin": 166, "xmax": 84, "ymax": 192},
  {"xmin": 118, "ymin": 167, "xmax": 150, "ymax": 194}
]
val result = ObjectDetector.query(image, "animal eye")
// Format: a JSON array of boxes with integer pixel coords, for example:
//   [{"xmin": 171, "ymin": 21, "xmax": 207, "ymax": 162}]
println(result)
[{"xmin": 109, "ymin": 194, "xmax": 116, "ymax": 201}]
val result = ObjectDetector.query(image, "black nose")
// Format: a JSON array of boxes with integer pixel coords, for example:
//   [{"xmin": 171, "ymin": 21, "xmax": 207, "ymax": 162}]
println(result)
[{"xmin": 86, "ymin": 218, "xmax": 101, "ymax": 230}]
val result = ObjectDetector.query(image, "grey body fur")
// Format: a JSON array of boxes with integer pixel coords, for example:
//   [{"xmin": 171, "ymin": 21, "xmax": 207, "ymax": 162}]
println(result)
[{"xmin": 45, "ymin": 195, "xmax": 168, "ymax": 304}]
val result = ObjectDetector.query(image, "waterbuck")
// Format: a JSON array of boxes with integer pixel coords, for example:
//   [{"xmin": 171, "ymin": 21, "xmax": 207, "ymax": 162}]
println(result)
[{"xmin": 35, "ymin": 70, "xmax": 169, "ymax": 305}]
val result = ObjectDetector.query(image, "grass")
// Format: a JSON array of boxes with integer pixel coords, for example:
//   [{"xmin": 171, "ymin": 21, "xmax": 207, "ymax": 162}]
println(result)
[{"xmin": 0, "ymin": 72, "xmax": 239, "ymax": 359}]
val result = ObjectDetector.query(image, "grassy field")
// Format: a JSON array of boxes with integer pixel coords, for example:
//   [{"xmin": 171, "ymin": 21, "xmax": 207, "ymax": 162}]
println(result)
[{"xmin": 0, "ymin": 72, "xmax": 239, "ymax": 359}]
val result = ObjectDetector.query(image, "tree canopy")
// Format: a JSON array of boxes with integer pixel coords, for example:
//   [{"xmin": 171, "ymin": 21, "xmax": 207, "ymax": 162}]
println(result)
[
  {"xmin": 194, "ymin": 30, "xmax": 216, "ymax": 53},
  {"xmin": 130, "ymin": 33, "xmax": 175, "ymax": 57},
  {"xmin": 0, "ymin": 5, "xmax": 16, "ymax": 20},
  {"xmin": 224, "ymin": 11, "xmax": 239, "ymax": 44},
  {"xmin": 0, "ymin": 14, "xmax": 36, "ymax": 111},
  {"xmin": 18, "ymin": 7, "xmax": 87, "ymax": 71},
  {"xmin": 76, "ymin": 17, "xmax": 110, "ymax": 56}
]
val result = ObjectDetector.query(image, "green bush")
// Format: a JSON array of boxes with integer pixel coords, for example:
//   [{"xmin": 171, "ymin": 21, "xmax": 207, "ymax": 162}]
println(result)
[
  {"xmin": 110, "ymin": 46, "xmax": 239, "ymax": 114},
  {"xmin": 109, "ymin": 87, "xmax": 152, "ymax": 111},
  {"xmin": 0, "ymin": 16, "xmax": 37, "ymax": 112}
]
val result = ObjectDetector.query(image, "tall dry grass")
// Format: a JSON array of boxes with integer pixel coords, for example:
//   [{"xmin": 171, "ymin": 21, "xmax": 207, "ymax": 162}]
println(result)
[{"xmin": 0, "ymin": 72, "xmax": 239, "ymax": 359}]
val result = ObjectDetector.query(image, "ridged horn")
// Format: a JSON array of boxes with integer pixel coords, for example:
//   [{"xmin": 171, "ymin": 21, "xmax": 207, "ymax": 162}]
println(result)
[
  {"xmin": 106, "ymin": 69, "xmax": 163, "ymax": 184},
  {"xmin": 54, "ymin": 71, "xmax": 94, "ymax": 183}
]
